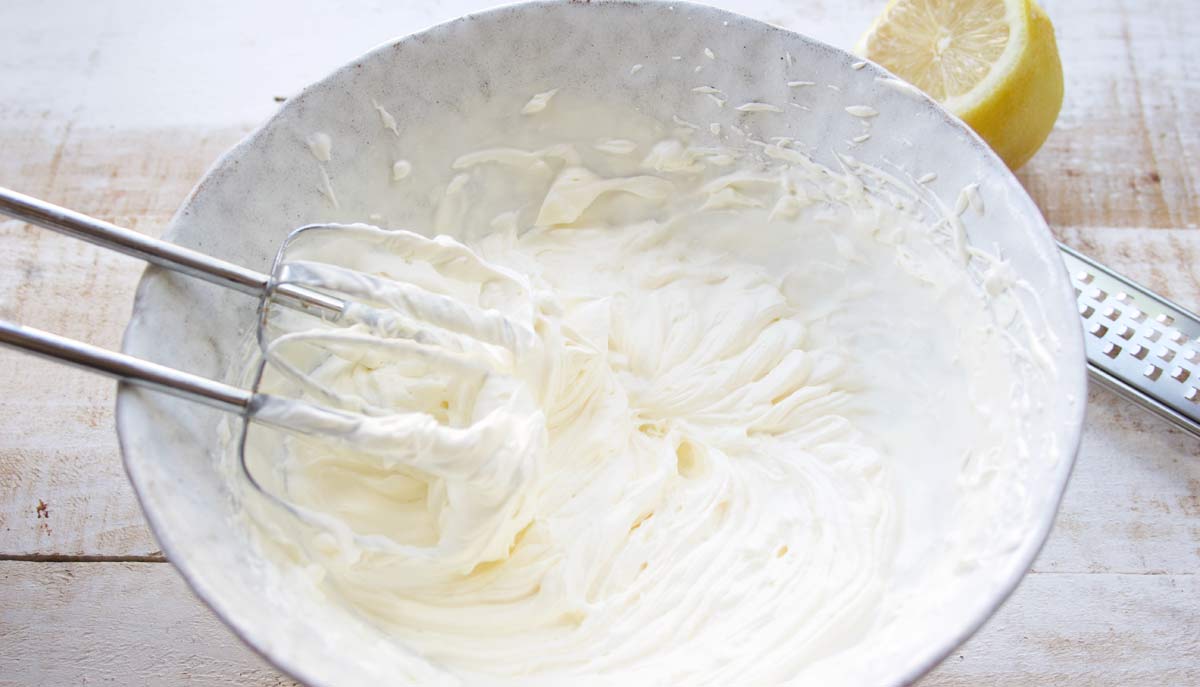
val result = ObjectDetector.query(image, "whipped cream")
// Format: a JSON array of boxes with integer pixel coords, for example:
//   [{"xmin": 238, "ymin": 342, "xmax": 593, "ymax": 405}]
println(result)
[{"xmin": 239, "ymin": 93, "xmax": 1050, "ymax": 686}]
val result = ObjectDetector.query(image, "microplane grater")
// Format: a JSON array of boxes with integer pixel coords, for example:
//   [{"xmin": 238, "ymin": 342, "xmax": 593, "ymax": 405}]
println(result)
[{"xmin": 1060, "ymin": 243, "xmax": 1200, "ymax": 438}]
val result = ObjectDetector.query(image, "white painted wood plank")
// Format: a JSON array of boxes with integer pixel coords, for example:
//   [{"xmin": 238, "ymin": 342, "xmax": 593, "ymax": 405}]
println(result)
[
  {"xmin": 0, "ymin": 562, "xmax": 296, "ymax": 687},
  {"xmin": 1022, "ymin": 0, "xmax": 1200, "ymax": 230},
  {"xmin": 1037, "ymin": 385, "xmax": 1200, "ymax": 576},
  {"xmin": 921, "ymin": 571, "xmax": 1200, "ymax": 685},
  {"xmin": 0, "ymin": 128, "xmax": 248, "ymax": 558},
  {"xmin": 1, "ymin": 561, "xmax": 1194, "ymax": 686}
]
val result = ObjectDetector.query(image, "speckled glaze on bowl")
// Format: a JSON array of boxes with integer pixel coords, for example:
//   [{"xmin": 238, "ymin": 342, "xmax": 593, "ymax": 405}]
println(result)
[{"xmin": 116, "ymin": 2, "xmax": 1086, "ymax": 685}]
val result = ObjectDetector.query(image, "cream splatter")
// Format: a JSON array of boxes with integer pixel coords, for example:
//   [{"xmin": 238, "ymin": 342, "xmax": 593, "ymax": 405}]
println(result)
[
  {"xmin": 306, "ymin": 132, "xmax": 332, "ymax": 162},
  {"xmin": 845, "ymin": 105, "xmax": 880, "ymax": 118},
  {"xmin": 392, "ymin": 160, "xmax": 412, "ymax": 181},
  {"xmin": 317, "ymin": 166, "xmax": 338, "ymax": 208},
  {"xmin": 736, "ymin": 102, "xmax": 782, "ymax": 113},
  {"xmin": 593, "ymin": 139, "xmax": 638, "ymax": 155},
  {"xmin": 372, "ymin": 101, "xmax": 400, "ymax": 137},
  {"xmin": 522, "ymin": 89, "xmax": 559, "ymax": 115},
  {"xmin": 956, "ymin": 183, "xmax": 985, "ymax": 216}
]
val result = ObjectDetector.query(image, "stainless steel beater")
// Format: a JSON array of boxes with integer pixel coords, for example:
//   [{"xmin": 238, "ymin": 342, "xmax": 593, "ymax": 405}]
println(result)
[
  {"xmin": 0, "ymin": 187, "xmax": 540, "ymax": 520},
  {"xmin": 0, "ymin": 187, "xmax": 351, "ymax": 421}
]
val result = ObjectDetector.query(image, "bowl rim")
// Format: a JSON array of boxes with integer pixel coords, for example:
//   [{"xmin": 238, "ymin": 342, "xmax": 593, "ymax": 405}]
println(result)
[{"xmin": 116, "ymin": 1, "xmax": 1088, "ymax": 685}]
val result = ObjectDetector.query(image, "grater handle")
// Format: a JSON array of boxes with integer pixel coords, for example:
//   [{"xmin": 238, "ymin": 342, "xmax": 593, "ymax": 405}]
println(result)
[
  {"xmin": 1087, "ymin": 365, "xmax": 1200, "ymax": 438},
  {"xmin": 1061, "ymin": 243, "xmax": 1200, "ymax": 439}
]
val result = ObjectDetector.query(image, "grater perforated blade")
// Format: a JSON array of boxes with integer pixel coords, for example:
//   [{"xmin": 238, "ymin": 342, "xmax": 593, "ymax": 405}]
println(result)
[{"xmin": 1060, "ymin": 243, "xmax": 1200, "ymax": 438}]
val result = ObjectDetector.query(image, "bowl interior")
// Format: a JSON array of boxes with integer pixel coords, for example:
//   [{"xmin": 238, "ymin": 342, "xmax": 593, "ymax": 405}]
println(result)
[{"xmin": 118, "ymin": 2, "xmax": 1086, "ymax": 685}]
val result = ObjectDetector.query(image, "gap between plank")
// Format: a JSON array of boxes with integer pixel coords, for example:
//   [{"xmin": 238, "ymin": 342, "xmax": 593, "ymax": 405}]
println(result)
[
  {"xmin": 0, "ymin": 552, "xmax": 167, "ymax": 563},
  {"xmin": 0, "ymin": 556, "xmax": 1192, "ymax": 577}
]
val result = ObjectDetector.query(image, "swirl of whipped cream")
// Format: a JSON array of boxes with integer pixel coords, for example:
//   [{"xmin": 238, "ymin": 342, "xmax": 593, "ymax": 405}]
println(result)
[{"xmin": 242, "ymin": 111, "xmax": 1040, "ymax": 685}]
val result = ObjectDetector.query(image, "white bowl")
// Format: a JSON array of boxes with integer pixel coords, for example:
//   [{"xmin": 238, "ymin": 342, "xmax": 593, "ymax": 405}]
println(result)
[{"xmin": 117, "ymin": 1, "xmax": 1086, "ymax": 685}]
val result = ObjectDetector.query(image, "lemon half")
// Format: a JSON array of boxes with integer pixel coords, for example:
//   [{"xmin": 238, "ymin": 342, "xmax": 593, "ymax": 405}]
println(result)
[{"xmin": 857, "ymin": 0, "xmax": 1064, "ymax": 169}]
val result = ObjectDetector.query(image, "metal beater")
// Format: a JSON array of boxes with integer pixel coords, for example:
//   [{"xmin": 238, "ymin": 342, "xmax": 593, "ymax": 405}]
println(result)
[{"xmin": 0, "ymin": 187, "xmax": 540, "ymax": 529}]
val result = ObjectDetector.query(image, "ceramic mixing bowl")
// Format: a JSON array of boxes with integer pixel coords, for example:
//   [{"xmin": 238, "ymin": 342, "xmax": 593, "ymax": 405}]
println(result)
[{"xmin": 117, "ymin": 1, "xmax": 1086, "ymax": 684}]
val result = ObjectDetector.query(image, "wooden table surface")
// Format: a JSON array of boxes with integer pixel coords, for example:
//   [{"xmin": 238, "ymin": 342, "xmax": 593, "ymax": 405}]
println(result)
[{"xmin": 1, "ymin": 0, "xmax": 1197, "ymax": 684}]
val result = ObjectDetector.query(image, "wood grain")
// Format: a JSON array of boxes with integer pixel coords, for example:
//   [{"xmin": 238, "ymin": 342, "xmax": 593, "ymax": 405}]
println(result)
[
  {"xmin": 0, "ymin": 0, "xmax": 1197, "ymax": 684},
  {"xmin": 1021, "ymin": 0, "xmax": 1200, "ymax": 231},
  {"xmin": 0, "ymin": 561, "xmax": 298, "ymax": 687},
  {"xmin": 0, "ymin": 127, "xmax": 249, "ymax": 558},
  {"xmin": 2, "ymin": 561, "xmax": 1194, "ymax": 687},
  {"xmin": 1035, "ymin": 385, "xmax": 1200, "ymax": 577},
  {"xmin": 921, "ymin": 572, "xmax": 1200, "ymax": 686}
]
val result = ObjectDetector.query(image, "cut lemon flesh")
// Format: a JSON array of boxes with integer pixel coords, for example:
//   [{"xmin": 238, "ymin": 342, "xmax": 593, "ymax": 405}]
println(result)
[{"xmin": 858, "ymin": 0, "xmax": 1064, "ymax": 169}]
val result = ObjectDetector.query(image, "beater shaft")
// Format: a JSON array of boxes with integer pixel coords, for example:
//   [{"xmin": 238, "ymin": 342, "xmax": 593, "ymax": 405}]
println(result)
[
  {"xmin": 0, "ymin": 319, "xmax": 257, "ymax": 414},
  {"xmin": 0, "ymin": 186, "xmax": 344, "ymax": 315}
]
